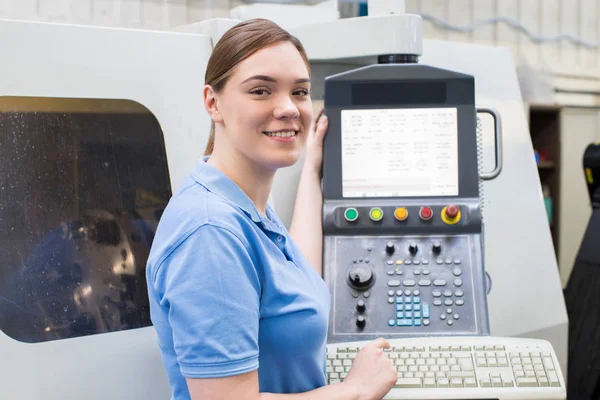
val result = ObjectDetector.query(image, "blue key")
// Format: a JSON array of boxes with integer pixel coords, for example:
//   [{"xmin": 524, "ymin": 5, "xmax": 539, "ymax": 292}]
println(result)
[
  {"xmin": 397, "ymin": 319, "xmax": 403, "ymax": 326},
  {"xmin": 405, "ymin": 311, "xmax": 412, "ymax": 319},
  {"xmin": 423, "ymin": 304, "xmax": 430, "ymax": 318},
  {"xmin": 396, "ymin": 297, "xmax": 403, "ymax": 304},
  {"xmin": 404, "ymin": 296, "xmax": 412, "ymax": 303},
  {"xmin": 396, "ymin": 304, "xmax": 403, "ymax": 311},
  {"xmin": 414, "ymin": 319, "xmax": 422, "ymax": 326},
  {"xmin": 404, "ymin": 304, "xmax": 412, "ymax": 311},
  {"xmin": 414, "ymin": 311, "xmax": 421, "ymax": 319},
  {"xmin": 388, "ymin": 319, "xmax": 396, "ymax": 326},
  {"xmin": 397, "ymin": 311, "xmax": 404, "ymax": 319},
  {"xmin": 413, "ymin": 296, "xmax": 421, "ymax": 304},
  {"xmin": 414, "ymin": 304, "xmax": 421, "ymax": 311},
  {"xmin": 406, "ymin": 319, "xmax": 414, "ymax": 326}
]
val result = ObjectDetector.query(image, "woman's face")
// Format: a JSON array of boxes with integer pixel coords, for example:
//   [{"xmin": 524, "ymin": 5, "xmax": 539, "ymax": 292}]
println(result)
[{"xmin": 209, "ymin": 41, "xmax": 312, "ymax": 171}]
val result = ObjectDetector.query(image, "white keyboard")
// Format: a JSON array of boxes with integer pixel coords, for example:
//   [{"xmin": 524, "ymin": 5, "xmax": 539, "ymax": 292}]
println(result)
[{"xmin": 326, "ymin": 336, "xmax": 566, "ymax": 399}]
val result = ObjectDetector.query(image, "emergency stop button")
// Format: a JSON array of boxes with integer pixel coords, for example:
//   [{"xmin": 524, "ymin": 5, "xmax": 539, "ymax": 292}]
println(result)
[
  {"xmin": 419, "ymin": 207, "xmax": 433, "ymax": 221},
  {"xmin": 441, "ymin": 205, "xmax": 461, "ymax": 225}
]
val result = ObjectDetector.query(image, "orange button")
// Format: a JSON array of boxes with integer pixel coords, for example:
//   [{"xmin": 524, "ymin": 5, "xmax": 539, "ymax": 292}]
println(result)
[{"xmin": 394, "ymin": 207, "xmax": 408, "ymax": 221}]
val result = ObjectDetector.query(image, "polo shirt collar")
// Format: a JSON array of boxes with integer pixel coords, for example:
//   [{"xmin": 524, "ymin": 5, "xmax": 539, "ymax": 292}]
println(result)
[{"xmin": 192, "ymin": 156, "xmax": 278, "ymax": 228}]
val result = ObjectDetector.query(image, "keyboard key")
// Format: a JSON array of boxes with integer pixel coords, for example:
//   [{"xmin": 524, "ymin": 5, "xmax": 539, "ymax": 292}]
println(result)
[
  {"xmin": 516, "ymin": 378, "xmax": 539, "ymax": 387},
  {"xmin": 437, "ymin": 378, "xmax": 450, "ymax": 388},
  {"xmin": 548, "ymin": 371, "xmax": 560, "ymax": 386},
  {"xmin": 464, "ymin": 377, "xmax": 477, "ymax": 387},
  {"xmin": 543, "ymin": 357, "xmax": 556, "ymax": 370},
  {"xmin": 395, "ymin": 378, "xmax": 422, "ymax": 388},
  {"xmin": 423, "ymin": 378, "xmax": 436, "ymax": 388},
  {"xmin": 450, "ymin": 378, "xmax": 463, "ymax": 387}
]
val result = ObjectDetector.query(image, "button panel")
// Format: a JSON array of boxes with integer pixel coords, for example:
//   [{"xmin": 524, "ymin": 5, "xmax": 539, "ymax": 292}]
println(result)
[
  {"xmin": 337, "ymin": 205, "xmax": 470, "ymax": 228},
  {"xmin": 327, "ymin": 235, "xmax": 486, "ymax": 336}
]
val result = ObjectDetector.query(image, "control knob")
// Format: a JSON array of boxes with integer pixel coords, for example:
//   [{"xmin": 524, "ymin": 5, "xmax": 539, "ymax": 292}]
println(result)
[
  {"xmin": 409, "ymin": 242, "xmax": 418, "ymax": 255},
  {"xmin": 356, "ymin": 315, "xmax": 366, "ymax": 328},
  {"xmin": 432, "ymin": 242, "xmax": 442, "ymax": 254},
  {"xmin": 356, "ymin": 300, "xmax": 366, "ymax": 312},
  {"xmin": 385, "ymin": 241, "xmax": 395, "ymax": 255},
  {"xmin": 348, "ymin": 265, "xmax": 374, "ymax": 290}
]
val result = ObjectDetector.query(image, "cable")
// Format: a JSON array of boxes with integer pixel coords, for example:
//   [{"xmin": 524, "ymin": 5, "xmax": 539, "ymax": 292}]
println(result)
[{"xmin": 418, "ymin": 13, "xmax": 600, "ymax": 50}]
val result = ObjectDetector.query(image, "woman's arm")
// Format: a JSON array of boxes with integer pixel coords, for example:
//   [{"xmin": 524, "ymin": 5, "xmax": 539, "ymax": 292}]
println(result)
[
  {"xmin": 187, "ymin": 371, "xmax": 359, "ymax": 400},
  {"xmin": 289, "ymin": 111, "xmax": 328, "ymax": 275},
  {"xmin": 186, "ymin": 338, "xmax": 398, "ymax": 400}
]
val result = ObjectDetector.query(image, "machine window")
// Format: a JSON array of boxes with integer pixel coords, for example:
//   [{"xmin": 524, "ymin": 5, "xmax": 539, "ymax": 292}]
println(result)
[
  {"xmin": 0, "ymin": 97, "xmax": 171, "ymax": 343},
  {"xmin": 341, "ymin": 107, "xmax": 459, "ymax": 198}
]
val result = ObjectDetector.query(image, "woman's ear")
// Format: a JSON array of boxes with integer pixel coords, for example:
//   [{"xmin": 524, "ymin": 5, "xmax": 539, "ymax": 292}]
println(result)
[{"xmin": 203, "ymin": 85, "xmax": 223, "ymax": 124}]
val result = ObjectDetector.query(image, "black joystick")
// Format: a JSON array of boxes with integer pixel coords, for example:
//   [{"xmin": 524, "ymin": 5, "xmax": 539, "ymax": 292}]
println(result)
[
  {"xmin": 356, "ymin": 300, "xmax": 366, "ymax": 312},
  {"xmin": 432, "ymin": 242, "xmax": 442, "ymax": 254},
  {"xmin": 348, "ymin": 265, "xmax": 374, "ymax": 290},
  {"xmin": 409, "ymin": 242, "xmax": 418, "ymax": 255},
  {"xmin": 356, "ymin": 315, "xmax": 366, "ymax": 328},
  {"xmin": 385, "ymin": 241, "xmax": 395, "ymax": 255}
]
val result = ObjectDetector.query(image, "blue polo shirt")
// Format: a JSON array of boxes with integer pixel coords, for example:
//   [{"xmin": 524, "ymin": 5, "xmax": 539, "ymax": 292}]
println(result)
[{"xmin": 146, "ymin": 156, "xmax": 331, "ymax": 399}]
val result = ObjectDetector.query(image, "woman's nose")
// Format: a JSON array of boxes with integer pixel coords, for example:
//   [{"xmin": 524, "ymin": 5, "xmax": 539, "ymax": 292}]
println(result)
[{"xmin": 273, "ymin": 96, "xmax": 299, "ymax": 120}]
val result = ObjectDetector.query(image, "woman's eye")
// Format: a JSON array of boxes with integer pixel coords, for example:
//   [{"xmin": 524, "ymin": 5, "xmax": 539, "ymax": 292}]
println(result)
[
  {"xmin": 250, "ymin": 88, "xmax": 270, "ymax": 96},
  {"xmin": 294, "ymin": 89, "xmax": 310, "ymax": 96}
]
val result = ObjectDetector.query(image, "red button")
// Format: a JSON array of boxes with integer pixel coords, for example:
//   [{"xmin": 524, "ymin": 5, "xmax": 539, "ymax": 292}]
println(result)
[
  {"xmin": 419, "ymin": 207, "xmax": 433, "ymax": 220},
  {"xmin": 445, "ymin": 205, "xmax": 459, "ymax": 219}
]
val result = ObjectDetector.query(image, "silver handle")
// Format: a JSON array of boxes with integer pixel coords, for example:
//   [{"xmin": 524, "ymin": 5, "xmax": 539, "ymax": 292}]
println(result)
[{"xmin": 477, "ymin": 106, "xmax": 503, "ymax": 180}]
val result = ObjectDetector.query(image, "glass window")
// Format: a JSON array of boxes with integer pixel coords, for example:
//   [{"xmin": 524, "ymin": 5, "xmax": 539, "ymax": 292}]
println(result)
[{"xmin": 0, "ymin": 97, "xmax": 171, "ymax": 343}]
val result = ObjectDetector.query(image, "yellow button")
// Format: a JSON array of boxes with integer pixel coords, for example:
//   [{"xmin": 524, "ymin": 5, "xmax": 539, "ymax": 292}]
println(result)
[
  {"xmin": 369, "ymin": 207, "xmax": 383, "ymax": 221},
  {"xmin": 394, "ymin": 207, "xmax": 408, "ymax": 221}
]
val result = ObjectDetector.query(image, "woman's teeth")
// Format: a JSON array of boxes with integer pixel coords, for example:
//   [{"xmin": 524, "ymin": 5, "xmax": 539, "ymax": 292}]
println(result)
[{"xmin": 263, "ymin": 131, "xmax": 297, "ymax": 138}]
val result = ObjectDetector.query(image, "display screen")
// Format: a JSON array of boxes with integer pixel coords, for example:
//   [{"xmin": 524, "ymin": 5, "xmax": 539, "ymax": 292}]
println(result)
[{"xmin": 341, "ymin": 108, "xmax": 459, "ymax": 198}]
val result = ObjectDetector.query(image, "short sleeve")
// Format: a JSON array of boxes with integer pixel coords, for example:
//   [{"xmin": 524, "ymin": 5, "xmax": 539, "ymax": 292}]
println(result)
[{"xmin": 155, "ymin": 224, "xmax": 261, "ymax": 378}]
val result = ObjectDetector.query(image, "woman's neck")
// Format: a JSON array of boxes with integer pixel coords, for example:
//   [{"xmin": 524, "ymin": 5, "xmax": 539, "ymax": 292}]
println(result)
[{"xmin": 207, "ymin": 146, "xmax": 274, "ymax": 216}]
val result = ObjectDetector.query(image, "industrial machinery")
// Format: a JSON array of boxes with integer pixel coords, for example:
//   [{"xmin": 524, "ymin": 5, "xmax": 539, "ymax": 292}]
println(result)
[{"xmin": 0, "ymin": 0, "xmax": 567, "ymax": 398}]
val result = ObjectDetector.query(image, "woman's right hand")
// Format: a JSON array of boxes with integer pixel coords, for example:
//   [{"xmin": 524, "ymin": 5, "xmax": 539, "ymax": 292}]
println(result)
[{"xmin": 342, "ymin": 338, "xmax": 398, "ymax": 400}]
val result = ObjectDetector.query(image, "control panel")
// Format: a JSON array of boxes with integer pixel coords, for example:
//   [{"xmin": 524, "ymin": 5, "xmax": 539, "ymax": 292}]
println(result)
[{"xmin": 321, "ymin": 63, "xmax": 491, "ymax": 343}]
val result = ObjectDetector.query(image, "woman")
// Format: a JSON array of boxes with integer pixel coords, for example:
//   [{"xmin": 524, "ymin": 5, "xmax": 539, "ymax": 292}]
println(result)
[{"xmin": 146, "ymin": 18, "xmax": 397, "ymax": 400}]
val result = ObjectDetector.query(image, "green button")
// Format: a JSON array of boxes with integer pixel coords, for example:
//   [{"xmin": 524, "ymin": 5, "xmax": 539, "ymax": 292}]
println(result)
[
  {"xmin": 344, "ymin": 208, "xmax": 359, "ymax": 222},
  {"xmin": 370, "ymin": 207, "xmax": 383, "ymax": 221}
]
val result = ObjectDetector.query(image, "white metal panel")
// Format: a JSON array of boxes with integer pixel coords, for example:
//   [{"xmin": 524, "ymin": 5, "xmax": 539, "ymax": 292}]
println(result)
[
  {"xmin": 405, "ymin": 0, "xmax": 420, "ymax": 14},
  {"xmin": 93, "ymin": 0, "xmax": 118, "ymax": 26},
  {"xmin": 495, "ymin": 0, "xmax": 520, "ymax": 56},
  {"xmin": 559, "ymin": 0, "xmax": 579, "ymax": 71},
  {"xmin": 558, "ymin": 108, "xmax": 599, "ymax": 287},
  {"xmin": 68, "ymin": 0, "xmax": 93, "ymax": 25},
  {"xmin": 539, "ymin": 0, "xmax": 559, "ymax": 67},
  {"xmin": 519, "ymin": 0, "xmax": 541, "ymax": 66},
  {"xmin": 580, "ymin": 0, "xmax": 598, "ymax": 69},
  {"xmin": 165, "ymin": 0, "xmax": 188, "ymax": 27},
  {"xmin": 0, "ymin": 19, "xmax": 212, "ymax": 400},
  {"xmin": 447, "ymin": 0, "xmax": 472, "ymax": 43},
  {"xmin": 141, "ymin": 0, "xmax": 166, "ymax": 29},
  {"xmin": 471, "ymin": 0, "xmax": 495, "ymax": 45},
  {"xmin": 119, "ymin": 0, "xmax": 143, "ymax": 28},
  {"xmin": 420, "ymin": 0, "xmax": 447, "ymax": 40}
]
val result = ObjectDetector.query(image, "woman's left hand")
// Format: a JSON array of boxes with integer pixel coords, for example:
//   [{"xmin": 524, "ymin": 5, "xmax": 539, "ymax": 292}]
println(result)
[{"xmin": 304, "ymin": 107, "xmax": 328, "ymax": 177}]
